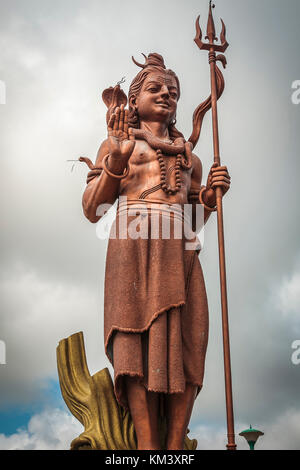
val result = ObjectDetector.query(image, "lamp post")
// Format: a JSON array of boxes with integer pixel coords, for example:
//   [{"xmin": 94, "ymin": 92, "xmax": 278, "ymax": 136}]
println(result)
[{"xmin": 239, "ymin": 425, "xmax": 264, "ymax": 450}]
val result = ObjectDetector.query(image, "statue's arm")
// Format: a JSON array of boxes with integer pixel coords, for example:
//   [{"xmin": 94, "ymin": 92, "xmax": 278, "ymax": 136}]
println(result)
[
  {"xmin": 82, "ymin": 105, "xmax": 135, "ymax": 223},
  {"xmin": 190, "ymin": 155, "xmax": 231, "ymax": 229},
  {"xmin": 189, "ymin": 154, "xmax": 213, "ymax": 226},
  {"xmin": 81, "ymin": 139, "xmax": 124, "ymax": 223}
]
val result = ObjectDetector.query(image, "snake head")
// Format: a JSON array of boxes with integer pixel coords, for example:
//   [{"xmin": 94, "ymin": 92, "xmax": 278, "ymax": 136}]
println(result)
[{"xmin": 102, "ymin": 85, "xmax": 128, "ymax": 124}]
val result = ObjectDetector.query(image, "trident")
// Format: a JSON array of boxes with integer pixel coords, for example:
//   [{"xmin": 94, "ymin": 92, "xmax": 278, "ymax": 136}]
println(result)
[{"xmin": 194, "ymin": 1, "xmax": 236, "ymax": 450}]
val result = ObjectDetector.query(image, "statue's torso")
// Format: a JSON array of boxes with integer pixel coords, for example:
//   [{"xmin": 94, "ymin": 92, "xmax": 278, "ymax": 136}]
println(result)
[{"xmin": 118, "ymin": 140, "xmax": 193, "ymax": 205}]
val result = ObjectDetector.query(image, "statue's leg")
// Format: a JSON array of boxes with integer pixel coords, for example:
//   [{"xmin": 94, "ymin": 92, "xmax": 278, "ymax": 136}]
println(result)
[
  {"xmin": 166, "ymin": 383, "xmax": 198, "ymax": 450},
  {"xmin": 126, "ymin": 377, "xmax": 161, "ymax": 450}
]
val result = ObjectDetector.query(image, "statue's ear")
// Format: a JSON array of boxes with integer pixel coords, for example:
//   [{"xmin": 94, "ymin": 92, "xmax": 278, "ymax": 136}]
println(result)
[{"xmin": 129, "ymin": 95, "xmax": 136, "ymax": 109}]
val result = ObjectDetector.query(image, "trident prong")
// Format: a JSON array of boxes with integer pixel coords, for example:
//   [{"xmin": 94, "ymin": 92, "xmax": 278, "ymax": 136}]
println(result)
[{"xmin": 194, "ymin": 3, "xmax": 229, "ymax": 53}]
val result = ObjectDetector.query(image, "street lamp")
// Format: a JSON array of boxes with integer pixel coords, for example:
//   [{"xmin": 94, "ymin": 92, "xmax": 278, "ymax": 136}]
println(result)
[{"xmin": 239, "ymin": 425, "xmax": 264, "ymax": 450}]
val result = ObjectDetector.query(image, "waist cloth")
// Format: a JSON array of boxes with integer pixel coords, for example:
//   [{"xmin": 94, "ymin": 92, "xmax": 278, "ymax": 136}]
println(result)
[{"xmin": 104, "ymin": 199, "xmax": 209, "ymax": 409}]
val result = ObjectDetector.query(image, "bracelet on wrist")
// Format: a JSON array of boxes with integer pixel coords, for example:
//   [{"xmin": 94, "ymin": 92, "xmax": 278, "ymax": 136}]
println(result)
[
  {"xmin": 199, "ymin": 186, "xmax": 217, "ymax": 212},
  {"xmin": 102, "ymin": 154, "xmax": 130, "ymax": 180}
]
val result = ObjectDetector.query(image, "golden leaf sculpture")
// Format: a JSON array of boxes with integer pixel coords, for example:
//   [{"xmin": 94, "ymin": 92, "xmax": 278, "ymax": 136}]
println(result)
[{"xmin": 56, "ymin": 332, "xmax": 197, "ymax": 450}]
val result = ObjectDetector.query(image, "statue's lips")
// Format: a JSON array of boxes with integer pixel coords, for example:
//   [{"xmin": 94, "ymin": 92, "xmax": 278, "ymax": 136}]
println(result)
[{"xmin": 155, "ymin": 102, "xmax": 170, "ymax": 109}]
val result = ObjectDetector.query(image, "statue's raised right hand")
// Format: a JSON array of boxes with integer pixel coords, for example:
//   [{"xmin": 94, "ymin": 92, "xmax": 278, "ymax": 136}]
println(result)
[{"xmin": 107, "ymin": 104, "xmax": 135, "ymax": 163}]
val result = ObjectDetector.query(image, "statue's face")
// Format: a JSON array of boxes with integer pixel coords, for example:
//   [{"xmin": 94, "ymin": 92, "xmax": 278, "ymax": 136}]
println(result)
[{"xmin": 134, "ymin": 71, "xmax": 178, "ymax": 124}]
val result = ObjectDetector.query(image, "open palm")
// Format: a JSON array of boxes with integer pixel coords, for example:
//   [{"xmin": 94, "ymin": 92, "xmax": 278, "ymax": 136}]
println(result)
[{"xmin": 107, "ymin": 104, "xmax": 135, "ymax": 162}]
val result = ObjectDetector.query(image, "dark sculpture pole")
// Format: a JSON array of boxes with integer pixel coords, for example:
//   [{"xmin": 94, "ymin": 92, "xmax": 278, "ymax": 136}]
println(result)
[{"xmin": 194, "ymin": 1, "xmax": 236, "ymax": 450}]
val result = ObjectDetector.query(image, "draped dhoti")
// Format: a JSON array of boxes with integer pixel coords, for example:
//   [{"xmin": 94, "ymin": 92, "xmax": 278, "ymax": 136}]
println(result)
[{"xmin": 104, "ymin": 199, "xmax": 209, "ymax": 409}]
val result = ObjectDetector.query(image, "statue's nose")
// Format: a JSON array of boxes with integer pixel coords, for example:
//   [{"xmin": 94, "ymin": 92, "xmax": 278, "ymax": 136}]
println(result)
[{"xmin": 160, "ymin": 85, "xmax": 170, "ymax": 99}]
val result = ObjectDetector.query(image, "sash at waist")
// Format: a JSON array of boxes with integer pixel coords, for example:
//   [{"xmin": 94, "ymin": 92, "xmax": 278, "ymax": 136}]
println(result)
[{"xmin": 116, "ymin": 198, "xmax": 192, "ymax": 226}]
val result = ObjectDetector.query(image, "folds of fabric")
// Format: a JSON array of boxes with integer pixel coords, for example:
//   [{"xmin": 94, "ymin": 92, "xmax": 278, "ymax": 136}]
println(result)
[{"xmin": 103, "ymin": 200, "xmax": 209, "ymax": 409}]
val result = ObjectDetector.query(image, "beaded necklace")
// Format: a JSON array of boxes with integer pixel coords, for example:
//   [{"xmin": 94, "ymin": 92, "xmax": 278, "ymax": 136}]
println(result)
[{"xmin": 157, "ymin": 149, "xmax": 182, "ymax": 195}]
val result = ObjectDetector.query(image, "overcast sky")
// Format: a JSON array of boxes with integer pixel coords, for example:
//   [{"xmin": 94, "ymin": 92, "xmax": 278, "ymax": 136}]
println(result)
[{"xmin": 0, "ymin": 0, "xmax": 300, "ymax": 450}]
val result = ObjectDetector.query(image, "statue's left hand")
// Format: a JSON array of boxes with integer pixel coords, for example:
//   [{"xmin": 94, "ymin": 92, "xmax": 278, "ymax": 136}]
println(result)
[{"xmin": 203, "ymin": 163, "xmax": 231, "ymax": 207}]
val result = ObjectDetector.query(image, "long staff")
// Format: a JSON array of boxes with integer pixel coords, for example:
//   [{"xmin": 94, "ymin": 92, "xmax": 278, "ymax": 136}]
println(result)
[{"xmin": 194, "ymin": 1, "xmax": 236, "ymax": 450}]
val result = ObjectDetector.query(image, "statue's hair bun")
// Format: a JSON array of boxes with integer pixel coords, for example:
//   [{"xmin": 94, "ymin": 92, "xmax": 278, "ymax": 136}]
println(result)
[{"xmin": 132, "ymin": 53, "xmax": 166, "ymax": 70}]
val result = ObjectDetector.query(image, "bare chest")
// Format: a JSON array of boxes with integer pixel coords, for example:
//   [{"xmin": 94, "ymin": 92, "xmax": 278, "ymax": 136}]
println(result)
[{"xmin": 119, "ymin": 140, "xmax": 193, "ymax": 202}]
